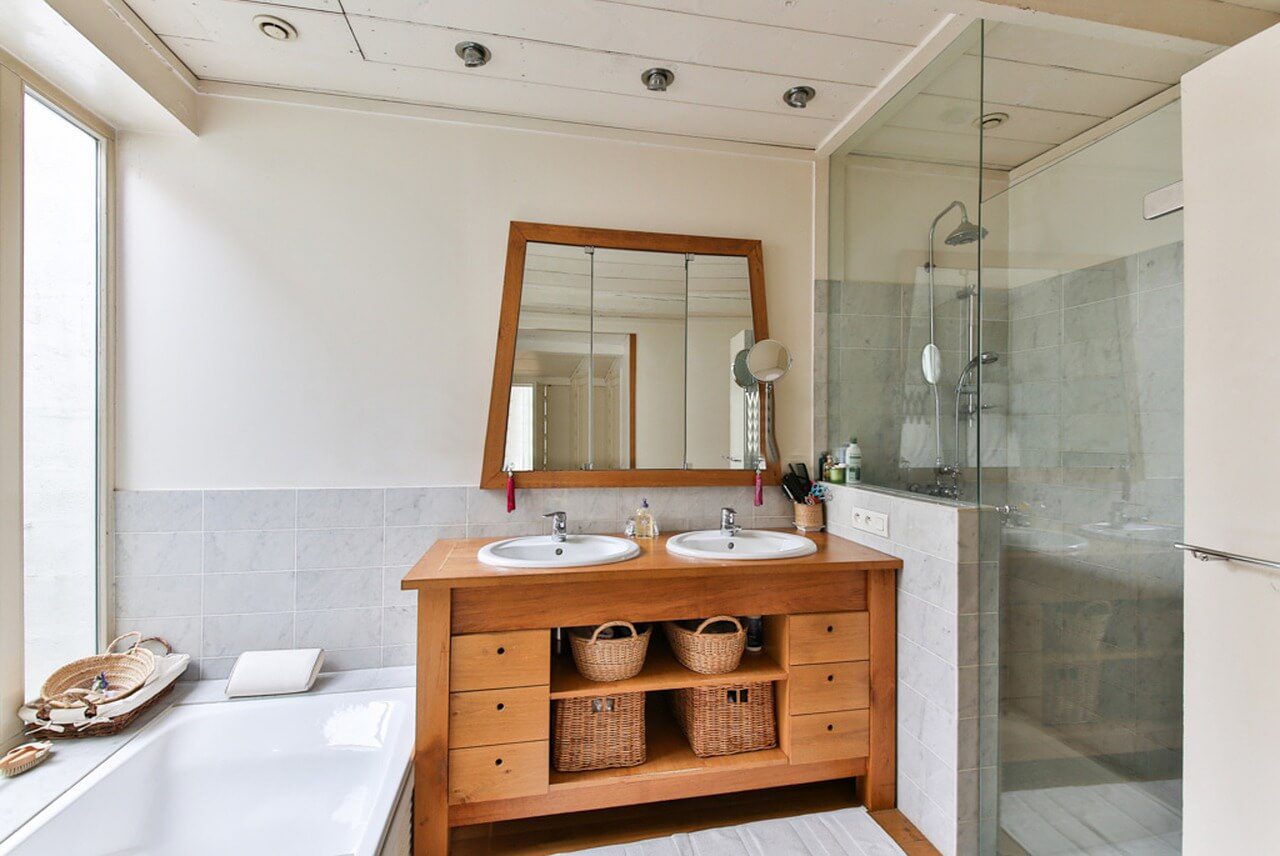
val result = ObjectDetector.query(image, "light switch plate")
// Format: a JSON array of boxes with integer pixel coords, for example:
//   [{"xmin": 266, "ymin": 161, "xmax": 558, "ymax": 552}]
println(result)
[{"xmin": 850, "ymin": 506, "xmax": 889, "ymax": 538}]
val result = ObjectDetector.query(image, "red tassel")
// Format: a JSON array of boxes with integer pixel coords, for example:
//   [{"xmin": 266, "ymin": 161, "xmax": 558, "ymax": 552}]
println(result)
[
  {"xmin": 506, "ymin": 470, "xmax": 516, "ymax": 514},
  {"xmin": 754, "ymin": 468, "xmax": 764, "ymax": 507}
]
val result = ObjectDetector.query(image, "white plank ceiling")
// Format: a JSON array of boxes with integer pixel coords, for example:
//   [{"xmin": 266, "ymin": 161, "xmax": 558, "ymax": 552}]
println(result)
[
  {"xmin": 125, "ymin": 1, "xmax": 1219, "ymax": 160},
  {"xmin": 848, "ymin": 21, "xmax": 1219, "ymax": 169}
]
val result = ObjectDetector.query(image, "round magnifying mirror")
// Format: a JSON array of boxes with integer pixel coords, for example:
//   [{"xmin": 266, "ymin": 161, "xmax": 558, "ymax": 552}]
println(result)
[
  {"xmin": 746, "ymin": 339, "xmax": 792, "ymax": 383},
  {"xmin": 731, "ymin": 348, "xmax": 755, "ymax": 390},
  {"xmin": 921, "ymin": 343, "xmax": 942, "ymax": 385}
]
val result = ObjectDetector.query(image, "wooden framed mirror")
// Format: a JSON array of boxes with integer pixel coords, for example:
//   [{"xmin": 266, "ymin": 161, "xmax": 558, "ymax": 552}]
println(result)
[{"xmin": 481, "ymin": 222, "xmax": 780, "ymax": 489}]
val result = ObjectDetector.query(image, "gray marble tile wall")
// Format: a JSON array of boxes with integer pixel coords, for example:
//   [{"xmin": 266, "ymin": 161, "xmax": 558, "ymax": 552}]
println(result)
[
  {"xmin": 821, "ymin": 276, "xmax": 1008, "ymax": 493},
  {"xmin": 824, "ymin": 482, "xmax": 981, "ymax": 856},
  {"xmin": 1000, "ymin": 242, "xmax": 1184, "ymax": 786},
  {"xmin": 112, "ymin": 485, "xmax": 794, "ymax": 680}
]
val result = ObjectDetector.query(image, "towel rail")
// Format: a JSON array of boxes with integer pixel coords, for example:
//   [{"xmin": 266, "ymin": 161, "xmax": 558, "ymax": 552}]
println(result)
[{"xmin": 1175, "ymin": 542, "xmax": 1280, "ymax": 572}]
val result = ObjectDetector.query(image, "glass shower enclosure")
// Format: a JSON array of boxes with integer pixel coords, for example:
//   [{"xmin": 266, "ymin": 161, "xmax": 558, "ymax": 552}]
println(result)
[{"xmin": 823, "ymin": 19, "xmax": 1185, "ymax": 855}]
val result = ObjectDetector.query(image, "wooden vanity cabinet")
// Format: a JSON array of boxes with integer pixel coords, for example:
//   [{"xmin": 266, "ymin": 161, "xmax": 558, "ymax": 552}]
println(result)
[{"xmin": 403, "ymin": 532, "xmax": 901, "ymax": 855}]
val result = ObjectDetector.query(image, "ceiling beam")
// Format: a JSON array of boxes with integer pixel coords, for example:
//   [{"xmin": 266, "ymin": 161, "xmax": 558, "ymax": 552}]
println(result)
[
  {"xmin": 960, "ymin": 0, "xmax": 1278, "ymax": 47},
  {"xmin": 40, "ymin": 0, "xmax": 199, "ymax": 133}
]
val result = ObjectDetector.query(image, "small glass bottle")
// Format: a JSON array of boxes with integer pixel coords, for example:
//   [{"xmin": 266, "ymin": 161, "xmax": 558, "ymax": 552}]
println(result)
[{"xmin": 634, "ymin": 498, "xmax": 659, "ymax": 539}]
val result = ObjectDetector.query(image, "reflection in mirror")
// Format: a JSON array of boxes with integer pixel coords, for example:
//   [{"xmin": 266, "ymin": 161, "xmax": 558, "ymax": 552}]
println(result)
[
  {"xmin": 505, "ymin": 242, "xmax": 593, "ymax": 471},
  {"xmin": 592, "ymin": 247, "xmax": 687, "ymax": 469},
  {"xmin": 686, "ymin": 255, "xmax": 755, "ymax": 468}
]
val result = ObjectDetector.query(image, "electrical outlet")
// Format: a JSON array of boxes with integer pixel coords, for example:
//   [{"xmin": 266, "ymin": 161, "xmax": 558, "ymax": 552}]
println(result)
[{"xmin": 850, "ymin": 506, "xmax": 889, "ymax": 538}]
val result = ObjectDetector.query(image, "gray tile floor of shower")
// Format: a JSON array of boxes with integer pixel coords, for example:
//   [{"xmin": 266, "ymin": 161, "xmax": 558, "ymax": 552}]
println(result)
[{"xmin": 999, "ymin": 779, "xmax": 1181, "ymax": 855}]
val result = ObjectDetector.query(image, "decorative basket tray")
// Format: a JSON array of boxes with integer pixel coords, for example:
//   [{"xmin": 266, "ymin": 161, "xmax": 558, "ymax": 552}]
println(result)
[{"xmin": 20, "ymin": 653, "xmax": 190, "ymax": 739}]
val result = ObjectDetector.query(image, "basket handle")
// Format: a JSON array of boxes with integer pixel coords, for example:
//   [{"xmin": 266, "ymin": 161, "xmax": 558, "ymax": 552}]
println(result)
[
  {"xmin": 138, "ymin": 636, "xmax": 173, "ymax": 655},
  {"xmin": 693, "ymin": 615, "xmax": 743, "ymax": 636},
  {"xmin": 588, "ymin": 620, "xmax": 637, "ymax": 643},
  {"xmin": 104, "ymin": 631, "xmax": 142, "ymax": 654}
]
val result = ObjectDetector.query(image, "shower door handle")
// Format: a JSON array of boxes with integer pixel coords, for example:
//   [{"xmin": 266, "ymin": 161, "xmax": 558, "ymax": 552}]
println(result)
[{"xmin": 1175, "ymin": 542, "xmax": 1280, "ymax": 572}]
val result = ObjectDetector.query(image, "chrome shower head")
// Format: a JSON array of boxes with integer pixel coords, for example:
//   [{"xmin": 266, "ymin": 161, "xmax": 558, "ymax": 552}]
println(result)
[
  {"xmin": 956, "ymin": 351, "xmax": 998, "ymax": 392},
  {"xmin": 945, "ymin": 218, "xmax": 988, "ymax": 246}
]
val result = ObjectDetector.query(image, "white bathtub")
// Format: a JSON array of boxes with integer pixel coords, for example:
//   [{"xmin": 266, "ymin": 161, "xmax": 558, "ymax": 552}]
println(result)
[{"xmin": 2, "ymin": 686, "xmax": 414, "ymax": 856}]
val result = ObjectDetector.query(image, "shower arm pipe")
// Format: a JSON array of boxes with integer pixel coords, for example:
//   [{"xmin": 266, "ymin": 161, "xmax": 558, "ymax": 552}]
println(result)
[{"xmin": 925, "ymin": 200, "xmax": 970, "ymax": 468}]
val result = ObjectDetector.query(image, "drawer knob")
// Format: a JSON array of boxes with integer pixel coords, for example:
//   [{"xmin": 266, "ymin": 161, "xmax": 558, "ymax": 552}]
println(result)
[
  {"xmin": 827, "ymin": 674, "xmax": 835, "ymax": 682},
  {"xmin": 826, "ymin": 723, "xmax": 834, "ymax": 732},
  {"xmin": 495, "ymin": 758, "xmax": 504, "ymax": 766},
  {"xmin": 826, "ymin": 625, "xmax": 834, "ymax": 633},
  {"xmin": 496, "ymin": 702, "xmax": 505, "ymax": 711},
  {"xmin": 496, "ymin": 646, "xmax": 506, "ymax": 655}
]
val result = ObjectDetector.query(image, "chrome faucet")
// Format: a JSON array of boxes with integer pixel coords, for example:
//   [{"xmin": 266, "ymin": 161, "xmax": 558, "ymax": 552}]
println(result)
[
  {"xmin": 543, "ymin": 511, "xmax": 568, "ymax": 542},
  {"xmin": 720, "ymin": 507, "xmax": 740, "ymax": 538}
]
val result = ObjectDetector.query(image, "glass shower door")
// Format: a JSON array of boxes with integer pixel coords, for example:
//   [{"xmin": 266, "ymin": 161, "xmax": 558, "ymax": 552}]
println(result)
[{"xmin": 979, "ymin": 100, "xmax": 1185, "ymax": 854}]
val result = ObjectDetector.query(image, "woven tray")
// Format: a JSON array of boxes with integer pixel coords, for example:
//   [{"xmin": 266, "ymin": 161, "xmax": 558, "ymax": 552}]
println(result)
[
  {"xmin": 664, "ymin": 616, "xmax": 746, "ymax": 675},
  {"xmin": 553, "ymin": 691, "xmax": 646, "ymax": 772},
  {"xmin": 670, "ymin": 681, "xmax": 777, "ymax": 757}
]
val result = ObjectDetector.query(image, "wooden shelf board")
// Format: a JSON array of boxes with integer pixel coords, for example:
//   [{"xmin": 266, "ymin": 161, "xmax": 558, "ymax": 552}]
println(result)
[
  {"xmin": 549, "ymin": 698, "xmax": 788, "ymax": 790},
  {"xmin": 550, "ymin": 638, "xmax": 786, "ymax": 700}
]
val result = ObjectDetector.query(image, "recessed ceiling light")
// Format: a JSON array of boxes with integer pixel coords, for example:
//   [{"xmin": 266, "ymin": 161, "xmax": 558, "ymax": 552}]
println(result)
[
  {"xmin": 254, "ymin": 15, "xmax": 297, "ymax": 42},
  {"xmin": 642, "ymin": 68, "xmax": 674, "ymax": 92},
  {"xmin": 455, "ymin": 41, "xmax": 491, "ymax": 68},
  {"xmin": 783, "ymin": 86, "xmax": 815, "ymax": 109},
  {"xmin": 977, "ymin": 112, "xmax": 1009, "ymax": 130}
]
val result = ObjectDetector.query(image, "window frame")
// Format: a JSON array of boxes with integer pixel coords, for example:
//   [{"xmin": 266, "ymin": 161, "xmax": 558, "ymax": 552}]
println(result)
[{"xmin": 0, "ymin": 50, "xmax": 114, "ymax": 739}]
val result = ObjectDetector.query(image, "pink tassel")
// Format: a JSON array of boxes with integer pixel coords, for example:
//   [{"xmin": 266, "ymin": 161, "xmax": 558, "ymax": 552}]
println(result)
[
  {"xmin": 754, "ymin": 468, "xmax": 764, "ymax": 507},
  {"xmin": 506, "ymin": 470, "xmax": 516, "ymax": 513}
]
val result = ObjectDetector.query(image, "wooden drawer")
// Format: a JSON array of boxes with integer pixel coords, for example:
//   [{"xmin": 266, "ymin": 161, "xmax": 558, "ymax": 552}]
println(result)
[
  {"xmin": 788, "ymin": 709, "xmax": 870, "ymax": 764},
  {"xmin": 451, "ymin": 629, "xmax": 550, "ymax": 692},
  {"xmin": 448, "ymin": 740, "xmax": 549, "ymax": 805},
  {"xmin": 450, "ymin": 686, "xmax": 549, "ymax": 749},
  {"xmin": 788, "ymin": 661, "xmax": 870, "ymax": 715},
  {"xmin": 788, "ymin": 611, "xmax": 869, "ymax": 665}
]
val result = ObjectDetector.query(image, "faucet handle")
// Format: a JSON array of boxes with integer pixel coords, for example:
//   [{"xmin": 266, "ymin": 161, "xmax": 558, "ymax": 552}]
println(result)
[{"xmin": 544, "ymin": 511, "xmax": 567, "ymax": 522}]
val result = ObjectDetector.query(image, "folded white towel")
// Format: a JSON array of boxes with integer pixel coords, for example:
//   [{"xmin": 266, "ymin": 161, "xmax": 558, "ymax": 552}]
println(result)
[{"xmin": 225, "ymin": 648, "xmax": 324, "ymax": 698}]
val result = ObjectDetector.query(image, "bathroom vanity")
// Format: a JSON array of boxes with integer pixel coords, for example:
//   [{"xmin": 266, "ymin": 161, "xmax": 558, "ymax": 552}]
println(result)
[{"xmin": 401, "ymin": 531, "xmax": 902, "ymax": 854}]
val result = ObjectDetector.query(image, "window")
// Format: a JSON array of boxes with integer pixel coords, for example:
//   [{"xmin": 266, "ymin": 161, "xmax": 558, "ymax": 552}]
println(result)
[
  {"xmin": 19, "ymin": 92, "xmax": 106, "ymax": 697},
  {"xmin": 505, "ymin": 383, "xmax": 535, "ymax": 471}
]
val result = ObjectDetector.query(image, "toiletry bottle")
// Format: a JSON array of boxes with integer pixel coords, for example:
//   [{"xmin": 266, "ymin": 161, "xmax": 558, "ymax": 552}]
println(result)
[
  {"xmin": 634, "ymin": 499, "xmax": 658, "ymax": 539},
  {"xmin": 845, "ymin": 437, "xmax": 863, "ymax": 484},
  {"xmin": 745, "ymin": 616, "xmax": 763, "ymax": 653}
]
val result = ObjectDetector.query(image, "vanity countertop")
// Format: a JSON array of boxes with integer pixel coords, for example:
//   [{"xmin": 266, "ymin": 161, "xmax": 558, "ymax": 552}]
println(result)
[{"xmin": 401, "ymin": 530, "xmax": 900, "ymax": 590}]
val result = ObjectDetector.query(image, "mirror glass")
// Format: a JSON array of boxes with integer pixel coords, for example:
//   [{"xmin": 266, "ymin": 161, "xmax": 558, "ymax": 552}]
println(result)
[
  {"xmin": 746, "ymin": 338, "xmax": 792, "ymax": 383},
  {"xmin": 502, "ymin": 242, "xmax": 758, "ymax": 472}
]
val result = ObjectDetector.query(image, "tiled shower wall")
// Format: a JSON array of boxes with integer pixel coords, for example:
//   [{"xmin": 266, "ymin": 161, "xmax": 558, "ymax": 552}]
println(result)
[
  {"xmin": 825, "ymin": 483, "xmax": 983, "ymax": 856},
  {"xmin": 1000, "ymin": 241, "xmax": 1185, "ymax": 782},
  {"xmin": 112, "ymin": 485, "xmax": 793, "ymax": 680},
  {"xmin": 817, "ymin": 274, "xmax": 1009, "ymax": 491}
]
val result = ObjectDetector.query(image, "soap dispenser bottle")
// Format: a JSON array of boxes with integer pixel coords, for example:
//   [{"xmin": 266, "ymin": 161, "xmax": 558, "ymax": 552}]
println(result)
[{"xmin": 634, "ymin": 498, "xmax": 659, "ymax": 539}]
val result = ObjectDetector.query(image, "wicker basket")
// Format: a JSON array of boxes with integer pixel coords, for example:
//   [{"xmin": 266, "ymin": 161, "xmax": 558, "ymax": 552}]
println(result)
[
  {"xmin": 794, "ymin": 502, "xmax": 824, "ymax": 532},
  {"xmin": 553, "ymin": 691, "xmax": 646, "ymax": 771},
  {"xmin": 570, "ymin": 621, "xmax": 652, "ymax": 682},
  {"xmin": 35, "ymin": 683, "xmax": 176, "ymax": 739},
  {"xmin": 39, "ymin": 633, "xmax": 161, "ymax": 711},
  {"xmin": 663, "ymin": 616, "xmax": 746, "ymax": 675},
  {"xmin": 670, "ymin": 681, "xmax": 777, "ymax": 757}
]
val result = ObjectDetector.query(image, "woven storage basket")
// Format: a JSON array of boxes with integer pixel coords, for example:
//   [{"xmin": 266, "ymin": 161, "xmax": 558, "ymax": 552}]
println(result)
[
  {"xmin": 664, "ymin": 616, "xmax": 746, "ymax": 675},
  {"xmin": 553, "ymin": 691, "xmax": 646, "ymax": 771},
  {"xmin": 671, "ymin": 681, "xmax": 777, "ymax": 757},
  {"xmin": 570, "ymin": 621, "xmax": 651, "ymax": 682},
  {"xmin": 39, "ymin": 633, "xmax": 159, "ymax": 711},
  {"xmin": 794, "ymin": 502, "xmax": 824, "ymax": 531}
]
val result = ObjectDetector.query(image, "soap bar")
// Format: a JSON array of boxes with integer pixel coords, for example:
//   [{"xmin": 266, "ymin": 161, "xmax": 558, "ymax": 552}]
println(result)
[{"xmin": 225, "ymin": 648, "xmax": 325, "ymax": 698}]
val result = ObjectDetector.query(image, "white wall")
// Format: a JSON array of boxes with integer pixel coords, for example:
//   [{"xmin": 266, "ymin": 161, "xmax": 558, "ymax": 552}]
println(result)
[
  {"xmin": 1182, "ymin": 22, "xmax": 1280, "ymax": 855},
  {"xmin": 116, "ymin": 96, "xmax": 814, "ymax": 489}
]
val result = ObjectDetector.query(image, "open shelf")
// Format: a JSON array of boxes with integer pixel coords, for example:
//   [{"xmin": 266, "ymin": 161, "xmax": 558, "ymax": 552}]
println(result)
[
  {"xmin": 550, "ymin": 635, "xmax": 787, "ymax": 700},
  {"xmin": 549, "ymin": 696, "xmax": 789, "ymax": 789}
]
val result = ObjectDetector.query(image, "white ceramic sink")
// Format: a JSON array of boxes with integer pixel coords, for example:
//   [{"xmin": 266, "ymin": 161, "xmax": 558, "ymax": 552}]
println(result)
[
  {"xmin": 477, "ymin": 534, "xmax": 640, "ymax": 569},
  {"xmin": 1078, "ymin": 521, "xmax": 1182, "ymax": 544},
  {"xmin": 1001, "ymin": 527, "xmax": 1087, "ymax": 554},
  {"xmin": 667, "ymin": 529, "xmax": 818, "ymax": 561}
]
